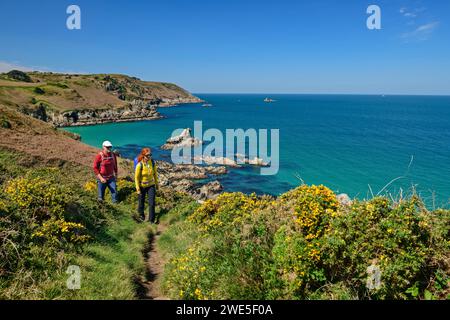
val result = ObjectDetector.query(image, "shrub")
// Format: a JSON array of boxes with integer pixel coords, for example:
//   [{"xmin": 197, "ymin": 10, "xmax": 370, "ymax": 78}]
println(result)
[
  {"xmin": 163, "ymin": 245, "xmax": 213, "ymax": 299},
  {"xmin": 264, "ymin": 185, "xmax": 338, "ymax": 299},
  {"xmin": 4, "ymin": 175, "xmax": 70, "ymax": 218},
  {"xmin": 1, "ymin": 118, "xmax": 11, "ymax": 129},
  {"xmin": 48, "ymin": 82, "xmax": 69, "ymax": 89},
  {"xmin": 189, "ymin": 192, "xmax": 272, "ymax": 231},
  {"xmin": 32, "ymin": 219, "xmax": 90, "ymax": 245},
  {"xmin": 0, "ymin": 168, "xmax": 111, "ymax": 277},
  {"xmin": 161, "ymin": 185, "xmax": 450, "ymax": 300},
  {"xmin": 321, "ymin": 196, "xmax": 450, "ymax": 299},
  {"xmin": 6, "ymin": 70, "xmax": 32, "ymax": 82},
  {"xmin": 33, "ymin": 87, "xmax": 45, "ymax": 94},
  {"xmin": 163, "ymin": 192, "xmax": 274, "ymax": 299}
]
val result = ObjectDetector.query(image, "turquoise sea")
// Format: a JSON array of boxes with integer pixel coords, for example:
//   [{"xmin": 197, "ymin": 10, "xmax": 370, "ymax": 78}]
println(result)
[{"xmin": 65, "ymin": 94, "xmax": 450, "ymax": 207}]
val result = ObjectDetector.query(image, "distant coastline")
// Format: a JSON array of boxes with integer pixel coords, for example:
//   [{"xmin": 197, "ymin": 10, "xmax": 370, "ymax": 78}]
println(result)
[{"xmin": 0, "ymin": 70, "xmax": 203, "ymax": 127}]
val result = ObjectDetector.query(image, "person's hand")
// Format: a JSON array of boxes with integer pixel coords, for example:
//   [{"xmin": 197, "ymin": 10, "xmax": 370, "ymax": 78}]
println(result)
[
  {"xmin": 98, "ymin": 174, "xmax": 107, "ymax": 183},
  {"xmin": 137, "ymin": 189, "xmax": 141, "ymax": 195}
]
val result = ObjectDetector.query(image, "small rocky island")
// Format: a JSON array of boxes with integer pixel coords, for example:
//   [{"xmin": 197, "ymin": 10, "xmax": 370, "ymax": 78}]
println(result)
[
  {"xmin": 161, "ymin": 128, "xmax": 203, "ymax": 150},
  {"xmin": 161, "ymin": 128, "xmax": 270, "ymax": 168}
]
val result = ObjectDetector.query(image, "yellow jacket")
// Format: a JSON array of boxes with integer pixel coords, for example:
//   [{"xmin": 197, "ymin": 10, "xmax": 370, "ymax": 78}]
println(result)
[{"xmin": 135, "ymin": 160, "xmax": 158, "ymax": 191}]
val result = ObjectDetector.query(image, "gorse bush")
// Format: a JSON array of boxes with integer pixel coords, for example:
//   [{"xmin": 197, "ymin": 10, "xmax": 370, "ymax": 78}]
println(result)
[
  {"xmin": 321, "ymin": 196, "xmax": 449, "ymax": 299},
  {"xmin": 161, "ymin": 185, "xmax": 450, "ymax": 300},
  {"xmin": 164, "ymin": 245, "xmax": 211, "ymax": 299},
  {"xmin": 189, "ymin": 192, "xmax": 273, "ymax": 231},
  {"xmin": 0, "ymin": 168, "xmax": 118, "ymax": 283},
  {"xmin": 266, "ymin": 186, "xmax": 340, "ymax": 299},
  {"xmin": 4, "ymin": 175, "xmax": 71, "ymax": 218},
  {"xmin": 32, "ymin": 219, "xmax": 89, "ymax": 245},
  {"xmin": 4, "ymin": 174, "xmax": 90, "ymax": 246}
]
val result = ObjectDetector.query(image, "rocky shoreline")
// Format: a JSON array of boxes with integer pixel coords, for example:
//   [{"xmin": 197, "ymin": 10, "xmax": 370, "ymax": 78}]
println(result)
[
  {"xmin": 47, "ymin": 98, "xmax": 201, "ymax": 127},
  {"xmin": 158, "ymin": 97, "xmax": 203, "ymax": 107},
  {"xmin": 150, "ymin": 160, "xmax": 227, "ymax": 201}
]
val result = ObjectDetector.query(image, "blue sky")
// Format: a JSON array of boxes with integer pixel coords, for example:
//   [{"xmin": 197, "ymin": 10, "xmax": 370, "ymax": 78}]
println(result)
[{"xmin": 0, "ymin": 0, "xmax": 449, "ymax": 94}]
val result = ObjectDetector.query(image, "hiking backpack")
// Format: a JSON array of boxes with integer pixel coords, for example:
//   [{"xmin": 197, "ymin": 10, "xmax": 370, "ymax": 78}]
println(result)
[{"xmin": 134, "ymin": 157, "xmax": 155, "ymax": 174}]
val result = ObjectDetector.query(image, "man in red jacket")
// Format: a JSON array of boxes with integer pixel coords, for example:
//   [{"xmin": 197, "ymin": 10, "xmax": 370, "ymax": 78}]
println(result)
[{"xmin": 93, "ymin": 140, "xmax": 118, "ymax": 203}]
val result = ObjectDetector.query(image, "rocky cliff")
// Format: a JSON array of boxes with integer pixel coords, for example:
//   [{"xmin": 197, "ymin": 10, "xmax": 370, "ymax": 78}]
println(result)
[{"xmin": 49, "ymin": 99, "xmax": 161, "ymax": 127}]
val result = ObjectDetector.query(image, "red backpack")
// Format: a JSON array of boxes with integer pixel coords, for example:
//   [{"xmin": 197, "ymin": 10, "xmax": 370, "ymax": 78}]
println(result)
[{"xmin": 98, "ymin": 151, "xmax": 116, "ymax": 174}]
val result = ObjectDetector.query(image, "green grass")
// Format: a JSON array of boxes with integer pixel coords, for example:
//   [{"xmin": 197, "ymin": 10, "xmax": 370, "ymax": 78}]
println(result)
[
  {"xmin": 61, "ymin": 208, "xmax": 153, "ymax": 300},
  {"xmin": 0, "ymin": 148, "xmax": 155, "ymax": 299},
  {"xmin": 0, "ymin": 207, "xmax": 153, "ymax": 300},
  {"xmin": 0, "ymin": 149, "xmax": 28, "ymax": 183},
  {"xmin": 158, "ymin": 201, "xmax": 200, "ymax": 262}
]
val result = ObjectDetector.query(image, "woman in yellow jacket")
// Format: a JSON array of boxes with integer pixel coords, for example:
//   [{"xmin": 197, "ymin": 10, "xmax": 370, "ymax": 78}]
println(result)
[{"xmin": 135, "ymin": 148, "xmax": 158, "ymax": 223}]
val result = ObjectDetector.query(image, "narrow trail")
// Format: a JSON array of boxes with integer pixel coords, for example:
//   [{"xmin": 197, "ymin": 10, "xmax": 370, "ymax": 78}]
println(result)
[{"xmin": 136, "ymin": 223, "xmax": 168, "ymax": 300}]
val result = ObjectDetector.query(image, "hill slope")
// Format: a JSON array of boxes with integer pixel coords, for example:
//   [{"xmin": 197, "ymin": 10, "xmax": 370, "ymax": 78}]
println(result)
[
  {"xmin": 0, "ymin": 71, "xmax": 201, "ymax": 127},
  {"xmin": 1, "ymin": 103, "xmax": 449, "ymax": 300},
  {"xmin": 0, "ymin": 103, "xmax": 216, "ymax": 299}
]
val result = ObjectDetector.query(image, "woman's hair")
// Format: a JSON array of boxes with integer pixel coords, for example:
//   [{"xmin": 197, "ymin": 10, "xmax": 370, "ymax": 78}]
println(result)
[{"xmin": 137, "ymin": 148, "xmax": 151, "ymax": 162}]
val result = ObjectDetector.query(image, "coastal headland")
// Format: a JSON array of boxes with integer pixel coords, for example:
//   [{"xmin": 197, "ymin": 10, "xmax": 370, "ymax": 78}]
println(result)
[{"xmin": 0, "ymin": 70, "xmax": 202, "ymax": 127}]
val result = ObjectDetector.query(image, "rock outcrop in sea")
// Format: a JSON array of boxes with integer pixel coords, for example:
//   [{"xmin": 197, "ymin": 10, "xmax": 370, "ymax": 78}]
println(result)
[
  {"xmin": 161, "ymin": 132, "xmax": 269, "ymax": 168},
  {"xmin": 235, "ymin": 154, "xmax": 269, "ymax": 166},
  {"xmin": 156, "ymin": 160, "xmax": 226, "ymax": 200},
  {"xmin": 161, "ymin": 128, "xmax": 203, "ymax": 150},
  {"xmin": 337, "ymin": 193, "xmax": 352, "ymax": 206},
  {"xmin": 193, "ymin": 155, "xmax": 240, "ymax": 167}
]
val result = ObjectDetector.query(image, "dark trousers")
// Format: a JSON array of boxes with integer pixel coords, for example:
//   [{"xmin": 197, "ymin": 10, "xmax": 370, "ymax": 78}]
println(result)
[{"xmin": 138, "ymin": 185, "xmax": 156, "ymax": 223}]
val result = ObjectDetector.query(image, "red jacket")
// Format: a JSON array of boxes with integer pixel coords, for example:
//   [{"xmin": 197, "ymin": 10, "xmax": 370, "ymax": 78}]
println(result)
[{"xmin": 93, "ymin": 151, "xmax": 118, "ymax": 179}]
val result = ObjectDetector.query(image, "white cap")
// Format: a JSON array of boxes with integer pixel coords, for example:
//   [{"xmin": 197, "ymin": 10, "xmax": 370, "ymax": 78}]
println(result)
[{"xmin": 102, "ymin": 140, "xmax": 113, "ymax": 148}]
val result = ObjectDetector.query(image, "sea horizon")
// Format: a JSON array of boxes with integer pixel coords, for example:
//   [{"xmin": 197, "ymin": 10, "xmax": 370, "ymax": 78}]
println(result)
[{"xmin": 194, "ymin": 92, "xmax": 450, "ymax": 97}]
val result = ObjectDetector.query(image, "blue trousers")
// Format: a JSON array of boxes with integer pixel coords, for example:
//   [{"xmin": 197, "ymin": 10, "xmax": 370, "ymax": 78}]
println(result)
[{"xmin": 97, "ymin": 177, "xmax": 117, "ymax": 203}]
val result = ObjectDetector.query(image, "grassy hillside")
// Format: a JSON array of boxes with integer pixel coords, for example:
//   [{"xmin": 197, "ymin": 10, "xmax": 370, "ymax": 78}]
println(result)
[
  {"xmin": 0, "ymin": 108, "xmax": 194, "ymax": 298},
  {"xmin": 0, "ymin": 104, "xmax": 134, "ymax": 171},
  {"xmin": 0, "ymin": 146, "xmax": 197, "ymax": 299},
  {"xmin": 0, "ymin": 70, "xmax": 201, "ymax": 127},
  {"xmin": 0, "ymin": 104, "xmax": 90, "ymax": 165},
  {"xmin": 0, "ymin": 70, "xmax": 200, "ymax": 112},
  {"xmin": 0, "ymin": 104, "xmax": 194, "ymax": 299}
]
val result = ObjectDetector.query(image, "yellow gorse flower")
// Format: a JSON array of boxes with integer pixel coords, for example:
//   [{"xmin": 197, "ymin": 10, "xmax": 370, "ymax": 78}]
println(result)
[
  {"xmin": 32, "ymin": 218, "xmax": 90, "ymax": 244},
  {"xmin": 4, "ymin": 176, "xmax": 70, "ymax": 216},
  {"xmin": 84, "ymin": 180, "xmax": 97, "ymax": 192},
  {"xmin": 4, "ymin": 175, "xmax": 90, "ymax": 245}
]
